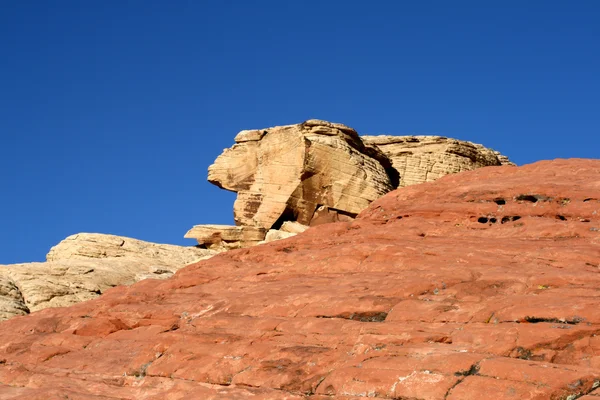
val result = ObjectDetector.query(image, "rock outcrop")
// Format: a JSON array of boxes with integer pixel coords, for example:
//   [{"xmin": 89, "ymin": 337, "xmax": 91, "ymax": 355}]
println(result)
[
  {"xmin": 362, "ymin": 135, "xmax": 514, "ymax": 187},
  {"xmin": 189, "ymin": 121, "xmax": 512, "ymax": 248},
  {"xmin": 1, "ymin": 159, "xmax": 599, "ymax": 399},
  {"xmin": 184, "ymin": 225, "xmax": 267, "ymax": 250},
  {"xmin": 0, "ymin": 233, "xmax": 218, "ymax": 321},
  {"xmin": 208, "ymin": 119, "xmax": 395, "ymax": 229}
]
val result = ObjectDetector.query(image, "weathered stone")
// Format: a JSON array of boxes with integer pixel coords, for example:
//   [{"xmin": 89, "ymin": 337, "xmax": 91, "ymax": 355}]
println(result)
[
  {"xmin": 208, "ymin": 120, "xmax": 394, "ymax": 230},
  {"xmin": 263, "ymin": 229, "xmax": 297, "ymax": 243},
  {"xmin": 205, "ymin": 122, "xmax": 512, "ymax": 244},
  {"xmin": 47, "ymin": 233, "xmax": 214, "ymax": 265},
  {"xmin": 279, "ymin": 221, "xmax": 309, "ymax": 234},
  {"xmin": 184, "ymin": 225, "xmax": 267, "ymax": 249},
  {"xmin": 0, "ymin": 233, "xmax": 218, "ymax": 320},
  {"xmin": 309, "ymin": 205, "xmax": 356, "ymax": 226},
  {"xmin": 361, "ymin": 135, "xmax": 513, "ymax": 187},
  {"xmin": 0, "ymin": 275, "xmax": 28, "ymax": 320},
  {"xmin": 0, "ymin": 159, "xmax": 598, "ymax": 399},
  {"xmin": 234, "ymin": 129, "xmax": 267, "ymax": 143}
]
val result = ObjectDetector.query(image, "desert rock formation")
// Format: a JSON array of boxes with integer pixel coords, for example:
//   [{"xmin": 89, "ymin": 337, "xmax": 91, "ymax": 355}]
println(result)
[
  {"xmin": 0, "ymin": 233, "xmax": 217, "ymax": 321},
  {"xmin": 362, "ymin": 135, "xmax": 514, "ymax": 187},
  {"xmin": 0, "ymin": 159, "xmax": 599, "ymax": 399},
  {"xmin": 208, "ymin": 119, "xmax": 395, "ymax": 229},
  {"xmin": 184, "ymin": 225, "xmax": 267, "ymax": 250},
  {"xmin": 188, "ymin": 121, "xmax": 512, "ymax": 248}
]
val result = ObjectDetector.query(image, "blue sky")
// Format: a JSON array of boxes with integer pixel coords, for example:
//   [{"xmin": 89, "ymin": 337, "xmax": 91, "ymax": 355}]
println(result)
[{"xmin": 1, "ymin": 1, "xmax": 598, "ymax": 264}]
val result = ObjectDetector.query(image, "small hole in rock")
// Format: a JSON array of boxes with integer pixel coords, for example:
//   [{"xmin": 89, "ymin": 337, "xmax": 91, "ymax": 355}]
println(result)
[
  {"xmin": 556, "ymin": 215, "xmax": 567, "ymax": 221},
  {"xmin": 489, "ymin": 218, "xmax": 497, "ymax": 224},
  {"xmin": 516, "ymin": 194, "xmax": 539, "ymax": 203},
  {"xmin": 478, "ymin": 217, "xmax": 489, "ymax": 223},
  {"xmin": 494, "ymin": 198, "xmax": 506, "ymax": 205},
  {"xmin": 501, "ymin": 216, "xmax": 522, "ymax": 224}
]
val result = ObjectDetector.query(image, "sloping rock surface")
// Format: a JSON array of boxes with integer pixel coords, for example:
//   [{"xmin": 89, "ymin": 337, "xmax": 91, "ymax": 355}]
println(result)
[
  {"xmin": 0, "ymin": 234, "xmax": 217, "ymax": 321},
  {"xmin": 0, "ymin": 159, "xmax": 599, "ymax": 399},
  {"xmin": 208, "ymin": 120, "xmax": 395, "ymax": 230},
  {"xmin": 362, "ymin": 135, "xmax": 513, "ymax": 187}
]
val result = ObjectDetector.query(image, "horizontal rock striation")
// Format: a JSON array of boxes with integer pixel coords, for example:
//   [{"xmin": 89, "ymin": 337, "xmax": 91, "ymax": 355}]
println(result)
[
  {"xmin": 0, "ymin": 159, "xmax": 598, "ymax": 399},
  {"xmin": 208, "ymin": 120, "xmax": 396, "ymax": 230},
  {"xmin": 362, "ymin": 135, "xmax": 514, "ymax": 187},
  {"xmin": 194, "ymin": 122, "xmax": 513, "ymax": 250}
]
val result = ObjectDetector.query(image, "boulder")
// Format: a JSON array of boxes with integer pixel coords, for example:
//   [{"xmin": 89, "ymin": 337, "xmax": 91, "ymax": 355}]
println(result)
[
  {"xmin": 263, "ymin": 229, "xmax": 297, "ymax": 243},
  {"xmin": 208, "ymin": 120, "xmax": 395, "ymax": 230},
  {"xmin": 0, "ymin": 233, "xmax": 218, "ymax": 320},
  {"xmin": 0, "ymin": 159, "xmax": 598, "ymax": 399},
  {"xmin": 361, "ymin": 135, "xmax": 514, "ymax": 187},
  {"xmin": 279, "ymin": 221, "xmax": 309, "ymax": 234}
]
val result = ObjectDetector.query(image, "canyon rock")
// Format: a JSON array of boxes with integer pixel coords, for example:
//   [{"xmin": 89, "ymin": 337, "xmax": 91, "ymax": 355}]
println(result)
[
  {"xmin": 184, "ymin": 225, "xmax": 267, "ymax": 249},
  {"xmin": 208, "ymin": 120, "xmax": 395, "ymax": 230},
  {"xmin": 202, "ymin": 122, "xmax": 513, "ymax": 246},
  {"xmin": 0, "ymin": 233, "xmax": 217, "ymax": 321},
  {"xmin": 0, "ymin": 159, "xmax": 599, "ymax": 399},
  {"xmin": 361, "ymin": 135, "xmax": 513, "ymax": 187}
]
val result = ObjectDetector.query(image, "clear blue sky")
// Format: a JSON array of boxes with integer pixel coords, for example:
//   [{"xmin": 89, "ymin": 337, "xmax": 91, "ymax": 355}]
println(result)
[{"xmin": 1, "ymin": 1, "xmax": 598, "ymax": 264}]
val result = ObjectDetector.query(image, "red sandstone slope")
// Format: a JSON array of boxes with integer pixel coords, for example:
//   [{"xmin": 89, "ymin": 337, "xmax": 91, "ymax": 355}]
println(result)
[{"xmin": 1, "ymin": 159, "xmax": 599, "ymax": 400}]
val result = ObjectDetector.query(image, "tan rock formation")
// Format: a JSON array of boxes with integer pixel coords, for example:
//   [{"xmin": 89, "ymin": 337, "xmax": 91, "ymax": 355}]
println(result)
[
  {"xmin": 0, "ymin": 233, "xmax": 218, "ymax": 321},
  {"xmin": 184, "ymin": 224, "xmax": 267, "ymax": 249},
  {"xmin": 362, "ymin": 135, "xmax": 514, "ymax": 187},
  {"xmin": 195, "ymin": 122, "xmax": 514, "ymax": 250},
  {"xmin": 279, "ymin": 221, "xmax": 309, "ymax": 234},
  {"xmin": 262, "ymin": 220, "xmax": 310, "ymax": 244},
  {"xmin": 47, "ymin": 233, "xmax": 213, "ymax": 265},
  {"xmin": 208, "ymin": 119, "xmax": 395, "ymax": 230}
]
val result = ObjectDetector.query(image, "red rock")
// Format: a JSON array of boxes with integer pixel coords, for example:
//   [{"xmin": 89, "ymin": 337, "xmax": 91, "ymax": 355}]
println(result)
[{"xmin": 0, "ymin": 159, "xmax": 599, "ymax": 399}]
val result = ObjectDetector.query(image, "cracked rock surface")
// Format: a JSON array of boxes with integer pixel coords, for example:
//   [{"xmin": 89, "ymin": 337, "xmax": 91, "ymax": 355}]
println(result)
[{"xmin": 0, "ymin": 159, "xmax": 599, "ymax": 399}]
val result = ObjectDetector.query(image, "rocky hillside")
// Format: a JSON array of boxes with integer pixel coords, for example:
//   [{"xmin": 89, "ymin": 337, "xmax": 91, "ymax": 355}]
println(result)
[
  {"xmin": 0, "ymin": 120, "xmax": 511, "ymax": 323},
  {"xmin": 0, "ymin": 159, "xmax": 598, "ymax": 399},
  {"xmin": 0, "ymin": 234, "xmax": 218, "ymax": 321}
]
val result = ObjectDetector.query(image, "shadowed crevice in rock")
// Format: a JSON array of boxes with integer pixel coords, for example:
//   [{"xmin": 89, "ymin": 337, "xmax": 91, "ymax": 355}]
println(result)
[{"xmin": 316, "ymin": 311, "xmax": 388, "ymax": 322}]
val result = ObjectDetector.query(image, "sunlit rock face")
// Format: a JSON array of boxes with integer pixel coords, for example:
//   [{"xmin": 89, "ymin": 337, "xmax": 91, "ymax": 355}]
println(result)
[
  {"xmin": 361, "ymin": 134, "xmax": 514, "ymax": 187},
  {"xmin": 0, "ymin": 233, "xmax": 218, "ymax": 321},
  {"xmin": 208, "ymin": 119, "xmax": 396, "ymax": 230}
]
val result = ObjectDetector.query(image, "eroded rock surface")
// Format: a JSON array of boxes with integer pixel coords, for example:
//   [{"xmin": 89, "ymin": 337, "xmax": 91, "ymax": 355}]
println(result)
[
  {"xmin": 184, "ymin": 225, "xmax": 267, "ymax": 249},
  {"xmin": 362, "ymin": 135, "xmax": 514, "ymax": 187},
  {"xmin": 0, "ymin": 234, "xmax": 218, "ymax": 321},
  {"xmin": 200, "ymin": 121, "xmax": 512, "ymax": 249},
  {"xmin": 208, "ymin": 120, "xmax": 395, "ymax": 230},
  {"xmin": 0, "ymin": 159, "xmax": 599, "ymax": 399}
]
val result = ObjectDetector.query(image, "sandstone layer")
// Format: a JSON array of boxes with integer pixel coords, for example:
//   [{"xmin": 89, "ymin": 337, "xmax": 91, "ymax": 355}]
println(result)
[
  {"xmin": 0, "ymin": 159, "xmax": 599, "ymax": 399},
  {"xmin": 0, "ymin": 233, "xmax": 217, "ymax": 321},
  {"xmin": 362, "ymin": 135, "xmax": 514, "ymax": 187},
  {"xmin": 195, "ymin": 121, "xmax": 512, "ymax": 248},
  {"xmin": 208, "ymin": 119, "xmax": 395, "ymax": 230}
]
